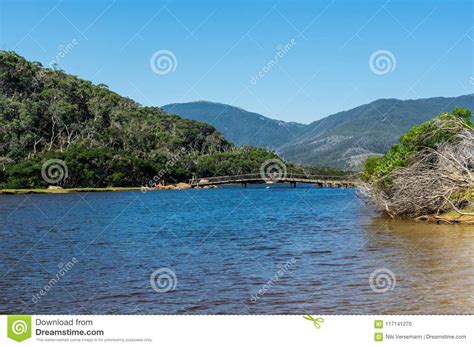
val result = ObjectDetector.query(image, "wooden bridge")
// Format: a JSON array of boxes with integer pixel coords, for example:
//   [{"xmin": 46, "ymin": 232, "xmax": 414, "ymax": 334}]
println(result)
[{"xmin": 189, "ymin": 173, "xmax": 359, "ymax": 188}]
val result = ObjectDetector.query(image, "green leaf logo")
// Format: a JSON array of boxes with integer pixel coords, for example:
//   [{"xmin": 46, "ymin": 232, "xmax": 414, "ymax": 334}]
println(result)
[{"xmin": 7, "ymin": 315, "xmax": 32, "ymax": 342}]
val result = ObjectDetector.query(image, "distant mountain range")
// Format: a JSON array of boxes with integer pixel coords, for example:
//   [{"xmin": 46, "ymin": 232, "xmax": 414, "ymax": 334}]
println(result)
[
  {"xmin": 163, "ymin": 95, "xmax": 473, "ymax": 169},
  {"xmin": 162, "ymin": 101, "xmax": 307, "ymax": 149}
]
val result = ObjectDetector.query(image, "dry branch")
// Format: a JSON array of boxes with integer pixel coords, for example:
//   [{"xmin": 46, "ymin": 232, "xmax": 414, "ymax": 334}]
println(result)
[{"xmin": 363, "ymin": 119, "xmax": 473, "ymax": 218}]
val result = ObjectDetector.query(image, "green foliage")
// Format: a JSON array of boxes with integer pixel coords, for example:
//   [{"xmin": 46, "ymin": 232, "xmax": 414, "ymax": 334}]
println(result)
[
  {"xmin": 287, "ymin": 163, "xmax": 350, "ymax": 177},
  {"xmin": 0, "ymin": 51, "xmax": 231, "ymax": 159},
  {"xmin": 195, "ymin": 146, "xmax": 278, "ymax": 177},
  {"xmin": 360, "ymin": 156, "xmax": 383, "ymax": 181},
  {"xmin": 0, "ymin": 51, "xmax": 297, "ymax": 188},
  {"xmin": 452, "ymin": 107, "xmax": 472, "ymax": 125},
  {"xmin": 3, "ymin": 146, "xmax": 156, "ymax": 188},
  {"xmin": 399, "ymin": 108, "xmax": 471, "ymax": 148},
  {"xmin": 362, "ymin": 107, "xmax": 472, "ymax": 188},
  {"xmin": 3, "ymin": 158, "xmax": 45, "ymax": 189}
]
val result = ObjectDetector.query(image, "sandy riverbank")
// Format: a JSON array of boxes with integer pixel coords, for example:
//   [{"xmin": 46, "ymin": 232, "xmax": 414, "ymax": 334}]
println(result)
[
  {"xmin": 415, "ymin": 209, "xmax": 474, "ymax": 224},
  {"xmin": 0, "ymin": 183, "xmax": 218, "ymax": 194}
]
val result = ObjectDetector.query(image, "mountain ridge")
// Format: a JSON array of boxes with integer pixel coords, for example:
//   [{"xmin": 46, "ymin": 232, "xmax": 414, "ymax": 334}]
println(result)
[
  {"xmin": 162, "ymin": 101, "xmax": 307, "ymax": 149},
  {"xmin": 164, "ymin": 94, "xmax": 473, "ymax": 169}
]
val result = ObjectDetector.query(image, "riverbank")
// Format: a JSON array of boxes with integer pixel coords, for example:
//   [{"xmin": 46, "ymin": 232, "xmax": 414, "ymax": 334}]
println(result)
[
  {"xmin": 0, "ymin": 187, "xmax": 143, "ymax": 194},
  {"xmin": 415, "ymin": 209, "xmax": 474, "ymax": 224},
  {"xmin": 0, "ymin": 183, "xmax": 216, "ymax": 194}
]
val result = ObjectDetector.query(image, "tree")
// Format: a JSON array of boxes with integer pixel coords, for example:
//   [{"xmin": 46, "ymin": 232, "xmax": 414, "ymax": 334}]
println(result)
[{"xmin": 0, "ymin": 51, "xmax": 288, "ymax": 188}]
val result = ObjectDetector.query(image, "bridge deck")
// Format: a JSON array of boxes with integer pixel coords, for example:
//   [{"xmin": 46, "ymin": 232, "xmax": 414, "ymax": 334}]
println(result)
[{"xmin": 189, "ymin": 173, "xmax": 359, "ymax": 188}]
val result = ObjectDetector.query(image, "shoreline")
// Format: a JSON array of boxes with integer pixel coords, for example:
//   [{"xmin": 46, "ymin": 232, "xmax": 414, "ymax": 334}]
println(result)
[
  {"xmin": 0, "ymin": 182, "xmax": 211, "ymax": 195},
  {"xmin": 0, "ymin": 187, "xmax": 144, "ymax": 194},
  {"xmin": 415, "ymin": 210, "xmax": 474, "ymax": 225}
]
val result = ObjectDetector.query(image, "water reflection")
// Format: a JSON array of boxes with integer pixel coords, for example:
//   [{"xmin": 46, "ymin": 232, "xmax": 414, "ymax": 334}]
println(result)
[{"xmin": 362, "ymin": 217, "xmax": 474, "ymax": 314}]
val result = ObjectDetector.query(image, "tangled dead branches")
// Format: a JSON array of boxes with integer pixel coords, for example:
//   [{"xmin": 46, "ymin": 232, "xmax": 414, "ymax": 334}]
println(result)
[{"xmin": 363, "ymin": 118, "xmax": 473, "ymax": 218}]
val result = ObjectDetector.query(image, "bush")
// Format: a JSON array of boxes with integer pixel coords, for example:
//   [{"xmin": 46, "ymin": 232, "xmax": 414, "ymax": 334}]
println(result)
[
  {"xmin": 362, "ymin": 107, "xmax": 473, "ymax": 217},
  {"xmin": 363, "ymin": 108, "xmax": 472, "ymax": 186}
]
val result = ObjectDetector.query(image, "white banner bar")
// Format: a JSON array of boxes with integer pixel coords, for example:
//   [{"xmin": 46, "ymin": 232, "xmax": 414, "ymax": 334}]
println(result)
[{"xmin": 1, "ymin": 315, "xmax": 472, "ymax": 346}]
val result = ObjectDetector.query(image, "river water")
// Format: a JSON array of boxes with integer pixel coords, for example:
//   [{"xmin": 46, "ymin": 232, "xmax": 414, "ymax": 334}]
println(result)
[{"xmin": 0, "ymin": 186, "xmax": 472, "ymax": 314}]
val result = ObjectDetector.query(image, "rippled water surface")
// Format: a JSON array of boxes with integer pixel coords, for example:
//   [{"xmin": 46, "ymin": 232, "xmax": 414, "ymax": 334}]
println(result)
[{"xmin": 0, "ymin": 186, "xmax": 473, "ymax": 314}]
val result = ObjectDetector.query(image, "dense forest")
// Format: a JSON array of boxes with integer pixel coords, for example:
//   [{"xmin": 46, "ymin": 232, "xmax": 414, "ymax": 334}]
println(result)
[
  {"xmin": 0, "ymin": 51, "xmax": 268, "ymax": 188},
  {"xmin": 0, "ymin": 51, "xmax": 345, "ymax": 189}
]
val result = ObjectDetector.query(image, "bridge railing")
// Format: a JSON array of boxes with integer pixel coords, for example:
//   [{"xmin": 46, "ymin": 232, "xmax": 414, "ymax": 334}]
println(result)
[{"xmin": 190, "ymin": 173, "xmax": 356, "ymax": 184}]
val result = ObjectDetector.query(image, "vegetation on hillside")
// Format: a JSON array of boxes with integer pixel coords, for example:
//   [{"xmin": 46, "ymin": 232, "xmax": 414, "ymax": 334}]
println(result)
[
  {"xmin": 278, "ymin": 95, "xmax": 473, "ymax": 169},
  {"xmin": 0, "ymin": 51, "xmax": 346, "ymax": 189},
  {"xmin": 162, "ymin": 101, "xmax": 307, "ymax": 149},
  {"xmin": 362, "ymin": 108, "xmax": 473, "ymax": 218},
  {"xmin": 0, "ymin": 51, "xmax": 281, "ymax": 188}
]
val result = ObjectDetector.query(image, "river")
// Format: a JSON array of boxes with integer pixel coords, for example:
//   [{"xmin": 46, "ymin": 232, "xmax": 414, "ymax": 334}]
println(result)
[{"xmin": 0, "ymin": 186, "xmax": 472, "ymax": 314}]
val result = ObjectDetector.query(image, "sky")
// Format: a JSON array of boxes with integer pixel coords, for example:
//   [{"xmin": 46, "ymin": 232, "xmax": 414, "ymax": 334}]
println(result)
[{"xmin": 1, "ymin": 0, "xmax": 473, "ymax": 124}]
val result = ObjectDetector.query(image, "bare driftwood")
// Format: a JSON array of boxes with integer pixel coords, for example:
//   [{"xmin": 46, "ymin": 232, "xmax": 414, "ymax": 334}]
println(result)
[{"xmin": 363, "ymin": 118, "xmax": 473, "ymax": 218}]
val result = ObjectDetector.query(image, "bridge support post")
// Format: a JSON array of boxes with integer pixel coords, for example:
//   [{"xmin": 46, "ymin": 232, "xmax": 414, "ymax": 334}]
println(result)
[
  {"xmin": 291, "ymin": 182, "xmax": 296, "ymax": 188},
  {"xmin": 241, "ymin": 182, "xmax": 247, "ymax": 188}
]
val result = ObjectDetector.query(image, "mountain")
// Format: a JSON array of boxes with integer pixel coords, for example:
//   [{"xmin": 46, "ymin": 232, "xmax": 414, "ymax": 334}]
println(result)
[
  {"xmin": 164, "ymin": 95, "xmax": 473, "ymax": 169},
  {"xmin": 279, "ymin": 95, "xmax": 473, "ymax": 169},
  {"xmin": 0, "ymin": 51, "xmax": 277, "ymax": 188},
  {"xmin": 162, "ymin": 101, "xmax": 306, "ymax": 149}
]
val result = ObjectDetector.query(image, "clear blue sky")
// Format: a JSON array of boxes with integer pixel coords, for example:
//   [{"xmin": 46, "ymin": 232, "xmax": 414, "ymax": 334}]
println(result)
[{"xmin": 1, "ymin": 0, "xmax": 472, "ymax": 123}]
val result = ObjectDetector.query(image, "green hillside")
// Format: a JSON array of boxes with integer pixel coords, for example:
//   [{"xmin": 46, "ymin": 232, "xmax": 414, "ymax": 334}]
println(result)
[
  {"xmin": 0, "ymin": 51, "xmax": 277, "ymax": 188},
  {"xmin": 162, "ymin": 101, "xmax": 306, "ymax": 149},
  {"xmin": 164, "ymin": 96, "xmax": 473, "ymax": 169}
]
